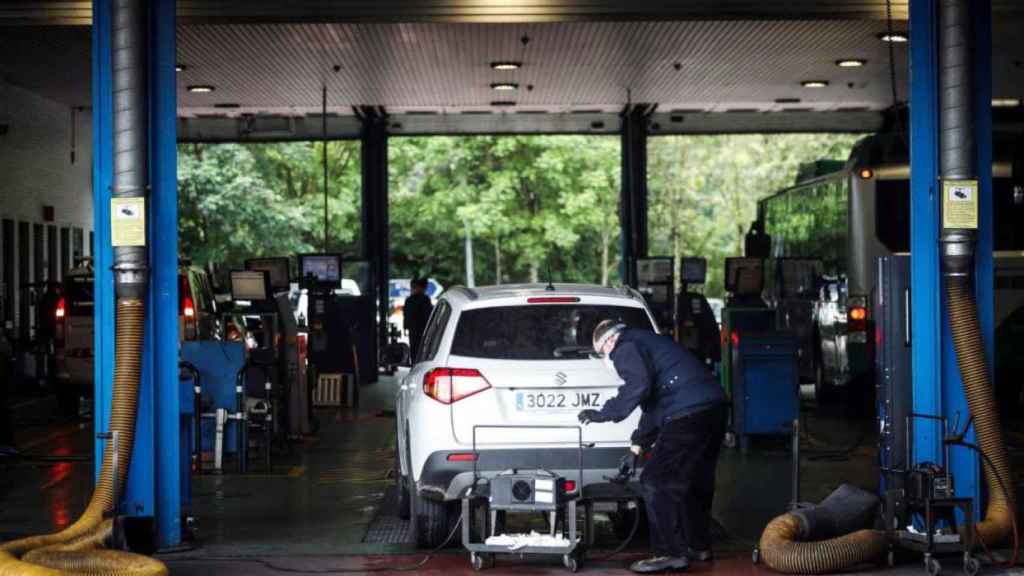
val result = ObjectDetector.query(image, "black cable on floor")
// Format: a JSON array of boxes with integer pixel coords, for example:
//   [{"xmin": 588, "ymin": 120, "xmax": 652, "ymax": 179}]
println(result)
[{"xmin": 165, "ymin": 517, "xmax": 464, "ymax": 574}]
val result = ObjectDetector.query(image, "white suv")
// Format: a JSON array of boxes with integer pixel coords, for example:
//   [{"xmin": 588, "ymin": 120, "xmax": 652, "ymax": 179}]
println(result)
[{"xmin": 395, "ymin": 283, "xmax": 656, "ymax": 546}]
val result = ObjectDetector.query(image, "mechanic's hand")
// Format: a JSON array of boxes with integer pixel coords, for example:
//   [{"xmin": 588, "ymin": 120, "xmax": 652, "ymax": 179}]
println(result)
[
  {"xmin": 630, "ymin": 444, "xmax": 643, "ymax": 456},
  {"xmin": 578, "ymin": 409, "xmax": 603, "ymax": 425}
]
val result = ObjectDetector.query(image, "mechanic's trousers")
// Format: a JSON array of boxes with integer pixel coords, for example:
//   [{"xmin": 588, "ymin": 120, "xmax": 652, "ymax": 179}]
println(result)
[{"xmin": 640, "ymin": 404, "xmax": 727, "ymax": 557}]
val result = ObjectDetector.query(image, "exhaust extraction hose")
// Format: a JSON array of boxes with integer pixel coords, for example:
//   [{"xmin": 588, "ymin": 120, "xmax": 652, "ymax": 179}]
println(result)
[
  {"xmin": 0, "ymin": 0, "xmax": 167, "ymax": 572},
  {"xmin": 760, "ymin": 0, "xmax": 1013, "ymax": 571},
  {"xmin": 0, "ymin": 300, "xmax": 167, "ymax": 575}
]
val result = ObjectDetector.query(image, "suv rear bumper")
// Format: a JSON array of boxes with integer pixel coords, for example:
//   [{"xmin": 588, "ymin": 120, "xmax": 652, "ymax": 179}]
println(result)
[{"xmin": 417, "ymin": 447, "xmax": 642, "ymax": 502}]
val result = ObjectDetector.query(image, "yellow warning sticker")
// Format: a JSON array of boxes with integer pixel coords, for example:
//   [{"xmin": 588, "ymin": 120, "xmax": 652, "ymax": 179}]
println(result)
[
  {"xmin": 942, "ymin": 179, "xmax": 978, "ymax": 230},
  {"xmin": 111, "ymin": 197, "xmax": 146, "ymax": 246}
]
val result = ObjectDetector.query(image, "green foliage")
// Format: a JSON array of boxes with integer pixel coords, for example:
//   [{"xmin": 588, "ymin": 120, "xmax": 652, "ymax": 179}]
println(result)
[
  {"xmin": 178, "ymin": 133, "xmax": 864, "ymax": 295},
  {"xmin": 647, "ymin": 133, "xmax": 865, "ymax": 297},
  {"xmin": 177, "ymin": 141, "xmax": 361, "ymax": 273}
]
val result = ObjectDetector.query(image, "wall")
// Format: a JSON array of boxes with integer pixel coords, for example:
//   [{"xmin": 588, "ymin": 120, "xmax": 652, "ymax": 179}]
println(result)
[{"xmin": 0, "ymin": 80, "xmax": 93, "ymax": 335}]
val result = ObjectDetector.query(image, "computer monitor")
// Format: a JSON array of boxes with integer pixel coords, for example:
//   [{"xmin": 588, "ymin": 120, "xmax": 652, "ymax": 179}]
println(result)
[
  {"xmin": 680, "ymin": 257, "xmax": 707, "ymax": 285},
  {"xmin": 298, "ymin": 253, "xmax": 342, "ymax": 288},
  {"xmin": 245, "ymin": 257, "xmax": 291, "ymax": 293},
  {"xmin": 230, "ymin": 270, "xmax": 272, "ymax": 302},
  {"xmin": 725, "ymin": 258, "xmax": 764, "ymax": 295}
]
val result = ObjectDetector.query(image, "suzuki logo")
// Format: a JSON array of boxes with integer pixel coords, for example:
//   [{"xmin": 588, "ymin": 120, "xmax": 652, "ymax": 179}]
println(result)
[{"xmin": 554, "ymin": 372, "xmax": 568, "ymax": 386}]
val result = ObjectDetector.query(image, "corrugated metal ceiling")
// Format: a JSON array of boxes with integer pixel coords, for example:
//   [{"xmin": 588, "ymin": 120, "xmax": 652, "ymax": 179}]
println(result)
[{"xmin": 175, "ymin": 20, "xmax": 911, "ymax": 116}]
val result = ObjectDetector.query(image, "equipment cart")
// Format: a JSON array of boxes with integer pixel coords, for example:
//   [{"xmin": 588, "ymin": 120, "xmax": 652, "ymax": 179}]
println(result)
[
  {"xmin": 882, "ymin": 414, "xmax": 979, "ymax": 576},
  {"xmin": 461, "ymin": 425, "xmax": 589, "ymax": 572}
]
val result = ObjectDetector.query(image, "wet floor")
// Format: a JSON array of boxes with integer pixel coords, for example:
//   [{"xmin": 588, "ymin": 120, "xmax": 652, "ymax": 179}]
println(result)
[{"xmin": 2, "ymin": 371, "xmax": 1021, "ymax": 575}]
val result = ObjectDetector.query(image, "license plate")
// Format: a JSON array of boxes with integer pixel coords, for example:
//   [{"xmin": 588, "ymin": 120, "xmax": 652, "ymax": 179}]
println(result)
[{"xmin": 515, "ymin": 391, "xmax": 603, "ymax": 412}]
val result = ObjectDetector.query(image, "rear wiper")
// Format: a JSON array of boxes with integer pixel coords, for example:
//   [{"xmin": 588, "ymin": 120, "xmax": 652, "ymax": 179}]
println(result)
[{"xmin": 553, "ymin": 345, "xmax": 596, "ymax": 358}]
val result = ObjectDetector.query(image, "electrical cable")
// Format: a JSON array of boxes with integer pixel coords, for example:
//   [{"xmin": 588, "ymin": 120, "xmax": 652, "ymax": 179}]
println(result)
[
  {"xmin": 947, "ymin": 440, "xmax": 1020, "ymax": 568},
  {"xmin": 166, "ymin": 516, "xmax": 465, "ymax": 574},
  {"xmin": 585, "ymin": 501, "xmax": 642, "ymax": 562}
]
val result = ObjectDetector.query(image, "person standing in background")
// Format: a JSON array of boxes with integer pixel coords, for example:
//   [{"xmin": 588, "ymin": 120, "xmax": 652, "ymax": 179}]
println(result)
[{"xmin": 403, "ymin": 278, "xmax": 433, "ymax": 363}]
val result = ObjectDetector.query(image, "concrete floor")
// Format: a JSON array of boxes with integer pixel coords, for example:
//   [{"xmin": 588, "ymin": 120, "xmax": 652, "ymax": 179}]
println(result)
[{"xmin": 1, "ymin": 371, "xmax": 1021, "ymax": 575}]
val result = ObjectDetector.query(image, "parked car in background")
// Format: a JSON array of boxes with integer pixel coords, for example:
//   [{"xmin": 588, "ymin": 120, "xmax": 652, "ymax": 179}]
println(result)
[
  {"xmin": 395, "ymin": 283, "xmax": 656, "ymax": 547},
  {"xmin": 54, "ymin": 261, "xmax": 221, "ymax": 415}
]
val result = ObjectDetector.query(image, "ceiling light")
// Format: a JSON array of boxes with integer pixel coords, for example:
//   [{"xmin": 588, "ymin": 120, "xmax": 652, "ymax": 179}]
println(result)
[
  {"xmin": 836, "ymin": 59, "xmax": 866, "ymax": 68},
  {"xmin": 175, "ymin": 64, "xmax": 186, "ymax": 72},
  {"xmin": 879, "ymin": 32, "xmax": 908, "ymax": 43},
  {"xmin": 491, "ymin": 101, "xmax": 516, "ymax": 107},
  {"xmin": 992, "ymin": 98, "xmax": 1021, "ymax": 108},
  {"xmin": 187, "ymin": 85, "xmax": 215, "ymax": 93},
  {"xmin": 801, "ymin": 80, "xmax": 829, "ymax": 88},
  {"xmin": 491, "ymin": 82, "xmax": 519, "ymax": 91},
  {"xmin": 490, "ymin": 61, "xmax": 522, "ymax": 71}
]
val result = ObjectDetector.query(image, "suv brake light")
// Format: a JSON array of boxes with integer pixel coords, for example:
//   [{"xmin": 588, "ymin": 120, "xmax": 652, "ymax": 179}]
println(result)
[
  {"xmin": 527, "ymin": 297, "xmax": 580, "ymax": 304},
  {"xmin": 423, "ymin": 368, "xmax": 491, "ymax": 404},
  {"xmin": 848, "ymin": 306, "xmax": 867, "ymax": 332}
]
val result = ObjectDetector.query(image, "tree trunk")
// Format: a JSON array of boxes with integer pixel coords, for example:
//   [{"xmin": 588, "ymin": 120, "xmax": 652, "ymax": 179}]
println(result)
[
  {"xmin": 494, "ymin": 235, "xmax": 502, "ymax": 285},
  {"xmin": 529, "ymin": 262, "xmax": 540, "ymax": 284},
  {"xmin": 600, "ymin": 229, "xmax": 610, "ymax": 286}
]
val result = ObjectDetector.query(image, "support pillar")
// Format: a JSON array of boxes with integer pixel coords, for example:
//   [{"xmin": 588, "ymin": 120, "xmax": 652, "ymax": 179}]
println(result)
[
  {"xmin": 360, "ymin": 108, "xmax": 388, "ymax": 375},
  {"xmin": 619, "ymin": 105, "xmax": 653, "ymax": 288},
  {"xmin": 909, "ymin": 0, "xmax": 992, "ymax": 513},
  {"xmin": 92, "ymin": 0, "xmax": 178, "ymax": 548}
]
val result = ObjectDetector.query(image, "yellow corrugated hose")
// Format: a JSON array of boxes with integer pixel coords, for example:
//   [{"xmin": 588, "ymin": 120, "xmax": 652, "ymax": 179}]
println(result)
[
  {"xmin": 0, "ymin": 299, "xmax": 168, "ymax": 576},
  {"xmin": 759, "ymin": 279, "xmax": 1015, "ymax": 574}
]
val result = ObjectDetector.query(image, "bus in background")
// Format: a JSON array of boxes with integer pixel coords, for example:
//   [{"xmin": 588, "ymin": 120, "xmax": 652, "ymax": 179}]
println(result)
[{"xmin": 757, "ymin": 132, "xmax": 1024, "ymax": 405}]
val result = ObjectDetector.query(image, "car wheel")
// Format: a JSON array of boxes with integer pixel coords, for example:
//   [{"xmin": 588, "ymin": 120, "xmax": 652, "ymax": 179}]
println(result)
[
  {"xmin": 813, "ymin": 359, "xmax": 834, "ymax": 406},
  {"xmin": 414, "ymin": 492, "xmax": 457, "ymax": 549},
  {"xmin": 56, "ymin": 386, "xmax": 78, "ymax": 419},
  {"xmin": 611, "ymin": 504, "xmax": 647, "ymax": 541}
]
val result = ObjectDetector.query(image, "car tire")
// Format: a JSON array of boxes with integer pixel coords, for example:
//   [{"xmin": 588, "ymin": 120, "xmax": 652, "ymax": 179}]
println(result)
[
  {"xmin": 414, "ymin": 492, "xmax": 457, "ymax": 549},
  {"xmin": 611, "ymin": 504, "xmax": 647, "ymax": 541},
  {"xmin": 56, "ymin": 386, "xmax": 78, "ymax": 419},
  {"xmin": 813, "ymin": 358, "xmax": 835, "ymax": 407}
]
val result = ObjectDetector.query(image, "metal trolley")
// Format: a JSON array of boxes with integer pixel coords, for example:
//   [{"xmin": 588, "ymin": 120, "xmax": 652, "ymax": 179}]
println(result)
[{"xmin": 461, "ymin": 425, "xmax": 588, "ymax": 572}]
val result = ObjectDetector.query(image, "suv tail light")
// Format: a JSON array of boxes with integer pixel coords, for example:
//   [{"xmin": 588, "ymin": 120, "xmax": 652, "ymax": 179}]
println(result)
[
  {"xmin": 423, "ymin": 368, "xmax": 491, "ymax": 404},
  {"xmin": 848, "ymin": 306, "xmax": 868, "ymax": 332},
  {"xmin": 180, "ymin": 275, "xmax": 197, "ymax": 340},
  {"xmin": 55, "ymin": 296, "xmax": 66, "ymax": 341}
]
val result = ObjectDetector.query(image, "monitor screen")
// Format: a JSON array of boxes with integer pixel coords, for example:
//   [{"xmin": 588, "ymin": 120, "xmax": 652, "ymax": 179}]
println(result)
[
  {"xmin": 230, "ymin": 270, "xmax": 271, "ymax": 302},
  {"xmin": 245, "ymin": 257, "xmax": 291, "ymax": 292},
  {"xmin": 299, "ymin": 253, "xmax": 342, "ymax": 286},
  {"xmin": 680, "ymin": 257, "xmax": 707, "ymax": 285},
  {"xmin": 725, "ymin": 258, "xmax": 764, "ymax": 295}
]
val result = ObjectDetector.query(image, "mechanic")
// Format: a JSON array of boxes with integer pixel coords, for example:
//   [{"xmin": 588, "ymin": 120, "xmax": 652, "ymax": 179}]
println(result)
[
  {"xmin": 403, "ymin": 277, "xmax": 433, "ymax": 361},
  {"xmin": 579, "ymin": 320, "xmax": 727, "ymax": 574}
]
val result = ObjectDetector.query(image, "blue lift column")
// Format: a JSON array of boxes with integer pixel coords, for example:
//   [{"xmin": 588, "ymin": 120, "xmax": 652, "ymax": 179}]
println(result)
[
  {"xmin": 909, "ymin": 0, "xmax": 993, "ymax": 514},
  {"xmin": 92, "ymin": 0, "xmax": 180, "ymax": 548}
]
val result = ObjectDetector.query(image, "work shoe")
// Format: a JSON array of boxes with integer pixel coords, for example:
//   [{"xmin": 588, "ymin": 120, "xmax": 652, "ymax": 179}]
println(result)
[
  {"xmin": 630, "ymin": 556, "xmax": 690, "ymax": 573},
  {"xmin": 687, "ymin": 548, "xmax": 713, "ymax": 562}
]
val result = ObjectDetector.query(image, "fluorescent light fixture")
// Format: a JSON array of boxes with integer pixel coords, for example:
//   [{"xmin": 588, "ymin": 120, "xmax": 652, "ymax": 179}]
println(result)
[
  {"xmin": 879, "ymin": 32, "xmax": 908, "ymax": 43},
  {"xmin": 801, "ymin": 80, "xmax": 829, "ymax": 88},
  {"xmin": 836, "ymin": 59, "xmax": 866, "ymax": 68},
  {"xmin": 490, "ymin": 61, "xmax": 522, "ymax": 71},
  {"xmin": 187, "ymin": 85, "xmax": 215, "ymax": 93},
  {"xmin": 490, "ymin": 82, "xmax": 519, "ymax": 91},
  {"xmin": 175, "ymin": 64, "xmax": 186, "ymax": 72},
  {"xmin": 490, "ymin": 101, "xmax": 516, "ymax": 107},
  {"xmin": 992, "ymin": 98, "xmax": 1021, "ymax": 108}
]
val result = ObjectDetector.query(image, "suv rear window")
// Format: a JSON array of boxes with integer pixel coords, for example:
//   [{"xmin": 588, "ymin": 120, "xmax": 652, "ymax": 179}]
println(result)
[{"xmin": 451, "ymin": 304, "xmax": 653, "ymax": 360}]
